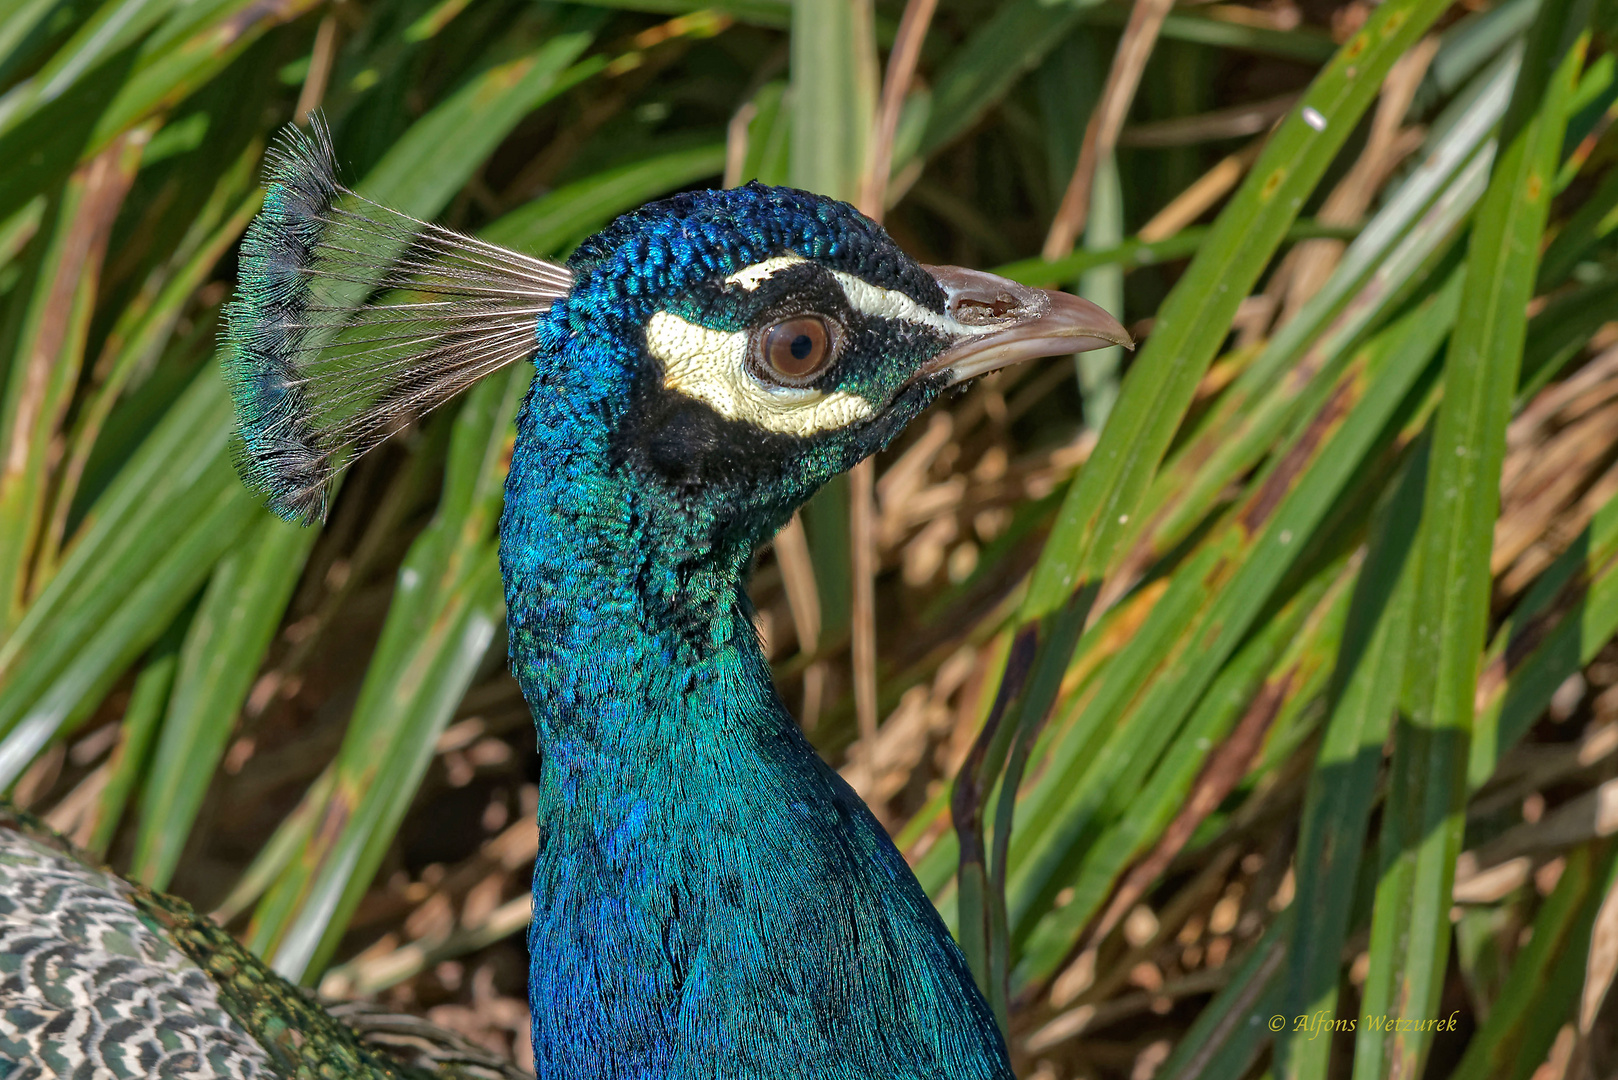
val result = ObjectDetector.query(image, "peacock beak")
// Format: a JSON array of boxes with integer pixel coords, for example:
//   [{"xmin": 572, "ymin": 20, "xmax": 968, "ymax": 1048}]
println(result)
[{"xmin": 920, "ymin": 265, "xmax": 1132, "ymax": 387}]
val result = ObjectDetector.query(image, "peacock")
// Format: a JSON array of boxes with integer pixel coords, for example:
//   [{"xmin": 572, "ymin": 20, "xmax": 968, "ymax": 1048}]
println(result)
[{"xmin": 0, "ymin": 118, "xmax": 1127, "ymax": 1079}]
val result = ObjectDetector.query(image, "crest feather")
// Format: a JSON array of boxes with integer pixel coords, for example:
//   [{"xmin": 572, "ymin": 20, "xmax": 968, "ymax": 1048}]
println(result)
[{"xmin": 223, "ymin": 116, "xmax": 572, "ymax": 523}]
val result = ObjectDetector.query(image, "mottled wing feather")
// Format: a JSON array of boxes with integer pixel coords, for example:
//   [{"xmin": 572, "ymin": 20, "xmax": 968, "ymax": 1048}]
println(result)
[
  {"xmin": 0, "ymin": 825, "xmax": 275, "ymax": 1080},
  {"xmin": 0, "ymin": 808, "xmax": 520, "ymax": 1080}
]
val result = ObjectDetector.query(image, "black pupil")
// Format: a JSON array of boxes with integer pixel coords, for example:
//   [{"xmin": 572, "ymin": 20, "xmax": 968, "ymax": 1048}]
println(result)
[{"xmin": 790, "ymin": 335, "xmax": 813, "ymax": 360}]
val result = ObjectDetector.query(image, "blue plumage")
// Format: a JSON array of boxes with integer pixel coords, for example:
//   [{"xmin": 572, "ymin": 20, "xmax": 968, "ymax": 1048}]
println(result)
[
  {"xmin": 220, "ymin": 123, "xmax": 1128, "ymax": 1078},
  {"xmin": 503, "ymin": 185, "xmax": 1008, "ymax": 1078}
]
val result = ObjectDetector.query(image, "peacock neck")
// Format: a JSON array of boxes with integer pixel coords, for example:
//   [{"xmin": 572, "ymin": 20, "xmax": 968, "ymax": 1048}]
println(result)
[
  {"xmin": 498, "ymin": 337, "xmax": 1011, "ymax": 1079},
  {"xmin": 498, "ymin": 392, "xmax": 775, "ymax": 753}
]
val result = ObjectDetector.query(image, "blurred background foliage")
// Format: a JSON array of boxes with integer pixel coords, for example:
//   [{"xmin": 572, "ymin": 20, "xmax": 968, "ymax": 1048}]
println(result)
[{"xmin": 2, "ymin": 0, "xmax": 1618, "ymax": 1075}]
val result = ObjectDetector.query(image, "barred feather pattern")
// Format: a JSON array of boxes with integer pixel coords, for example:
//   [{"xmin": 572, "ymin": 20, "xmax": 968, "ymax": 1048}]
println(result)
[
  {"xmin": 0, "ymin": 826, "xmax": 272, "ymax": 1080},
  {"xmin": 327, "ymin": 1005, "xmax": 528, "ymax": 1080},
  {"xmin": 0, "ymin": 808, "xmax": 530, "ymax": 1080},
  {"xmin": 222, "ymin": 116, "xmax": 572, "ymax": 523}
]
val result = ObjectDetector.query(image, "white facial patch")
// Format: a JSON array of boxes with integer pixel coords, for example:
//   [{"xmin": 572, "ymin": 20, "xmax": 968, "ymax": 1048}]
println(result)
[
  {"xmin": 646, "ymin": 311, "xmax": 875, "ymax": 436},
  {"xmin": 826, "ymin": 269, "xmax": 997, "ymax": 339},
  {"xmin": 725, "ymin": 256, "xmax": 996, "ymax": 341},
  {"xmin": 647, "ymin": 257, "xmax": 1006, "ymax": 436}
]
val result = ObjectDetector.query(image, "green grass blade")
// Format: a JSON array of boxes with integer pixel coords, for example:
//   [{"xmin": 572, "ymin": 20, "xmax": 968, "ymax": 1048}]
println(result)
[
  {"xmin": 1126, "ymin": 139, "xmax": 1482, "ymax": 576},
  {"xmin": 1538, "ymin": 165, "xmax": 1618, "ymax": 286},
  {"xmin": 131, "ymin": 514, "xmax": 314, "ymax": 889},
  {"xmin": 1246, "ymin": 53, "xmax": 1512, "ymax": 394},
  {"xmin": 1448, "ymin": 843, "xmax": 1617, "ymax": 1080},
  {"xmin": 1272, "ymin": 440, "xmax": 1428, "ymax": 1080},
  {"xmin": 564, "ymin": 0, "xmax": 789, "ymax": 28},
  {"xmin": 1015, "ymin": 557, "xmax": 1352, "ymax": 989},
  {"xmin": 0, "ymin": 0, "xmax": 69, "ymax": 82},
  {"xmin": 1090, "ymin": 7, "xmax": 1338, "ymax": 64},
  {"xmin": 0, "ymin": 477, "xmax": 259, "ymax": 790},
  {"xmin": 0, "ymin": 369, "xmax": 238, "ymax": 746},
  {"xmin": 211, "ymin": 763, "xmax": 335, "ymax": 925},
  {"xmin": 0, "ymin": 130, "xmax": 145, "ymax": 629},
  {"xmin": 919, "ymin": 0, "xmax": 1086, "ymax": 157},
  {"xmin": 1472, "ymin": 489, "xmax": 1618, "ymax": 788},
  {"xmin": 1352, "ymin": 8, "xmax": 1587, "ymax": 1075},
  {"xmin": 1023, "ymin": 0, "xmax": 1455, "ymax": 617},
  {"xmin": 1158, "ymin": 912, "xmax": 1292, "ymax": 1080},
  {"xmin": 1516, "ymin": 272, "xmax": 1618, "ymax": 400},
  {"xmin": 38, "ymin": 163, "xmax": 261, "ymax": 587},
  {"xmin": 354, "ymin": 15, "xmax": 604, "ymax": 213},
  {"xmin": 789, "ymin": 0, "xmax": 873, "ymax": 201},
  {"xmin": 83, "ymin": 615, "xmax": 184, "ymax": 858},
  {"xmin": 485, "ymin": 141, "xmax": 725, "ymax": 253},
  {"xmin": 0, "ymin": 0, "xmax": 179, "ymax": 137},
  {"xmin": 258, "ymin": 367, "xmax": 519, "ymax": 978},
  {"xmin": 1006, "ymin": 267, "xmax": 1460, "ymax": 941},
  {"xmin": 82, "ymin": 0, "xmax": 321, "ymax": 157},
  {"xmin": 1077, "ymin": 154, "xmax": 1123, "ymax": 428},
  {"xmin": 0, "ymin": 10, "xmax": 613, "ymax": 851},
  {"xmin": 994, "ymin": 219, "xmax": 1360, "ymax": 287},
  {"xmin": 787, "ymin": 0, "xmax": 875, "ymax": 653}
]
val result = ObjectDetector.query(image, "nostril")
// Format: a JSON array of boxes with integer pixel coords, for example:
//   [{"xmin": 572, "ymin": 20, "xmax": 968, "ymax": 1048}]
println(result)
[
  {"xmin": 952, "ymin": 294, "xmax": 1023, "ymax": 325},
  {"xmin": 924, "ymin": 264, "xmax": 1052, "ymax": 330}
]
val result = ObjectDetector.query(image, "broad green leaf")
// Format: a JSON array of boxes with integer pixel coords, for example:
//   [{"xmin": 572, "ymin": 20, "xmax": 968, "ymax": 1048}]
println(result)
[
  {"xmin": 131, "ymin": 513, "xmax": 314, "ymax": 889},
  {"xmin": 0, "ymin": 129, "xmax": 146, "ymax": 629},
  {"xmin": 1007, "ymin": 266, "xmax": 1460, "ymax": 943},
  {"xmin": 1272, "ymin": 439, "xmax": 1428, "ymax": 1080},
  {"xmin": 83, "ymin": 615, "xmax": 183, "ymax": 858},
  {"xmin": 920, "ymin": 0, "xmax": 1089, "ymax": 157},
  {"xmin": 1353, "ymin": 6, "xmax": 1587, "ymax": 1075},
  {"xmin": 485, "ymin": 140, "xmax": 725, "ymax": 253},
  {"xmin": 1448, "ymin": 843, "xmax": 1618, "ymax": 1080},
  {"xmin": 1024, "ymin": 0, "xmax": 1455, "ymax": 614}
]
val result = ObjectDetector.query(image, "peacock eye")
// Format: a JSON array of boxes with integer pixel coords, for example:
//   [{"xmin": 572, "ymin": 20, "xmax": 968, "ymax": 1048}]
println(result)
[{"xmin": 760, "ymin": 316, "xmax": 832, "ymax": 382}]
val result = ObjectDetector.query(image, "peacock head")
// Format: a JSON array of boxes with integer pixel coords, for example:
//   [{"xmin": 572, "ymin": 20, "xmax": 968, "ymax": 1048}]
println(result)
[
  {"xmin": 223, "ymin": 122, "xmax": 1128, "ymax": 542},
  {"xmin": 519, "ymin": 182, "xmax": 1129, "ymax": 549}
]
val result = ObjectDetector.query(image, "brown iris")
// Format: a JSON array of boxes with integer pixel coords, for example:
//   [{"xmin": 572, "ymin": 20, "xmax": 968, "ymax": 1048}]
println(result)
[{"xmin": 761, "ymin": 316, "xmax": 831, "ymax": 381}]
